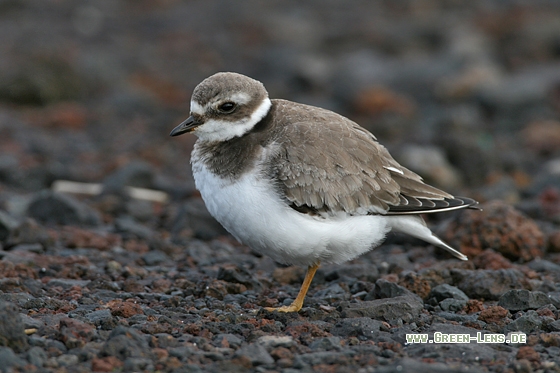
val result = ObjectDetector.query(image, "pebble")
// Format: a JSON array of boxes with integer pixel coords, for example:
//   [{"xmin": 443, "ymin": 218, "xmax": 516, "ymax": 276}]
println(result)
[
  {"xmin": 256, "ymin": 335, "xmax": 294, "ymax": 349},
  {"xmin": 440, "ymin": 299, "xmax": 468, "ymax": 312},
  {"xmin": 0, "ymin": 347, "xmax": 27, "ymax": 371},
  {"xmin": 100, "ymin": 326, "xmax": 152, "ymax": 360},
  {"xmin": 0, "ymin": 301, "xmax": 28, "ymax": 353},
  {"xmin": 102, "ymin": 161, "xmax": 155, "ymax": 193},
  {"xmin": 452, "ymin": 268, "xmax": 527, "ymax": 300},
  {"xmin": 443, "ymin": 201, "xmax": 546, "ymax": 261},
  {"xmin": 26, "ymin": 190, "xmax": 101, "ymax": 226},
  {"xmin": 428, "ymin": 284, "xmax": 469, "ymax": 302},
  {"xmin": 26, "ymin": 346, "xmax": 48, "ymax": 367},
  {"xmin": 172, "ymin": 198, "xmax": 228, "ymax": 240},
  {"xmin": 504, "ymin": 311, "xmax": 543, "ymax": 334},
  {"xmin": 397, "ymin": 145, "xmax": 462, "ymax": 189},
  {"xmin": 234, "ymin": 343, "xmax": 275, "ymax": 366},
  {"xmin": 498, "ymin": 289, "xmax": 553, "ymax": 312},
  {"xmin": 368, "ymin": 278, "xmax": 414, "ymax": 300},
  {"xmin": 341, "ymin": 294, "xmax": 423, "ymax": 323},
  {"xmin": 0, "ymin": 210, "xmax": 18, "ymax": 243},
  {"xmin": 308, "ymin": 336, "xmax": 342, "ymax": 351},
  {"xmin": 331, "ymin": 318, "xmax": 384, "ymax": 340}
]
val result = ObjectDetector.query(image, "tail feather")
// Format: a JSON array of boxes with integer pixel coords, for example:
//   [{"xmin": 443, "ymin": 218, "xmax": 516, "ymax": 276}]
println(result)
[{"xmin": 387, "ymin": 215, "xmax": 468, "ymax": 261}]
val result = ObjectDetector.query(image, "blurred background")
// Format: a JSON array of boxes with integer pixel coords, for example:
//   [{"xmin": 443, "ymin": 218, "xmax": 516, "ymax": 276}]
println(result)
[{"xmin": 0, "ymin": 0, "xmax": 560, "ymax": 224}]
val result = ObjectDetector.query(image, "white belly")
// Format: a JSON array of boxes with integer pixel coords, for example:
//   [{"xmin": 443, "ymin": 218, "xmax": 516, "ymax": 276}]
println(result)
[{"xmin": 192, "ymin": 162, "xmax": 390, "ymax": 266}]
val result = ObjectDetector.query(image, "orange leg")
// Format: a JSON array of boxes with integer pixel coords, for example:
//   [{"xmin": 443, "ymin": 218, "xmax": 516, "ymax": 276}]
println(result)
[{"xmin": 265, "ymin": 263, "xmax": 320, "ymax": 312}]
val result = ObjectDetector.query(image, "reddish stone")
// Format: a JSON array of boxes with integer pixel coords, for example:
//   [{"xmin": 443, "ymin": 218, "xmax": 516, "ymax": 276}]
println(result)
[
  {"xmin": 522, "ymin": 120, "xmax": 560, "ymax": 156},
  {"xmin": 58, "ymin": 226, "xmax": 121, "ymax": 251},
  {"xmin": 151, "ymin": 278, "xmax": 172, "ymax": 293},
  {"xmin": 540, "ymin": 333, "xmax": 560, "ymax": 347},
  {"xmin": 548, "ymin": 230, "xmax": 560, "ymax": 253},
  {"xmin": 58, "ymin": 318, "xmax": 94, "ymax": 349},
  {"xmin": 92, "ymin": 356, "xmax": 123, "ymax": 372},
  {"xmin": 516, "ymin": 346, "xmax": 540, "ymax": 364},
  {"xmin": 270, "ymin": 347, "xmax": 293, "ymax": 361},
  {"xmin": 354, "ymin": 87, "xmax": 416, "ymax": 117},
  {"xmin": 472, "ymin": 249, "xmax": 513, "ymax": 270},
  {"xmin": 398, "ymin": 272, "xmax": 431, "ymax": 299},
  {"xmin": 464, "ymin": 299, "xmax": 485, "ymax": 314},
  {"xmin": 153, "ymin": 347, "xmax": 169, "ymax": 360},
  {"xmin": 272, "ymin": 266, "xmax": 304, "ymax": 285},
  {"xmin": 478, "ymin": 305, "xmax": 509, "ymax": 324},
  {"xmin": 285, "ymin": 322, "xmax": 331, "ymax": 344},
  {"xmin": 107, "ymin": 299, "xmax": 144, "ymax": 317},
  {"xmin": 443, "ymin": 200, "xmax": 545, "ymax": 262}
]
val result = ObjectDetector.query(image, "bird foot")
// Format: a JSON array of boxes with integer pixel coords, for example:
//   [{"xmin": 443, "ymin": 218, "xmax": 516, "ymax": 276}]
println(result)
[{"xmin": 264, "ymin": 304, "xmax": 301, "ymax": 313}]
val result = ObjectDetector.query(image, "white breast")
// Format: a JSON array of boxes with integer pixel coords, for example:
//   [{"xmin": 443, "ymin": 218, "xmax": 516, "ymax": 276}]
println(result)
[{"xmin": 191, "ymin": 153, "xmax": 391, "ymax": 266}]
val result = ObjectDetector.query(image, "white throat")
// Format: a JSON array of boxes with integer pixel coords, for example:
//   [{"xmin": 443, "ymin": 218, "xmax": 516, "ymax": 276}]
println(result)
[{"xmin": 193, "ymin": 98, "xmax": 272, "ymax": 142}]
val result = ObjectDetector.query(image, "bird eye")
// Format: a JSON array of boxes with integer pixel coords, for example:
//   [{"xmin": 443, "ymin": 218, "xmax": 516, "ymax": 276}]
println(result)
[{"xmin": 218, "ymin": 102, "xmax": 236, "ymax": 113}]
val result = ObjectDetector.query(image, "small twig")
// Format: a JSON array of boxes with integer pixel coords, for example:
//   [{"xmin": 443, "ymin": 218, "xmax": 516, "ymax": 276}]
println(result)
[{"xmin": 51, "ymin": 180, "xmax": 169, "ymax": 203}]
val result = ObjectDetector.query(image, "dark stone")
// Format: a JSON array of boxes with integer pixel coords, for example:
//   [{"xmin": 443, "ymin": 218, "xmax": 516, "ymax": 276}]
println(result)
[
  {"xmin": 123, "ymin": 357, "xmax": 154, "ymax": 372},
  {"xmin": 331, "ymin": 317, "xmax": 384, "ymax": 340},
  {"xmin": 217, "ymin": 265, "xmax": 262, "ymax": 292},
  {"xmin": 313, "ymin": 283, "xmax": 349, "ymax": 302},
  {"xmin": 234, "ymin": 343, "xmax": 274, "ymax": 366},
  {"xmin": 527, "ymin": 259, "xmax": 560, "ymax": 274},
  {"xmin": 548, "ymin": 292, "xmax": 560, "ymax": 308},
  {"xmin": 85, "ymin": 309, "xmax": 114, "ymax": 327},
  {"xmin": 549, "ymin": 320, "xmax": 560, "ymax": 332},
  {"xmin": 367, "ymin": 278, "xmax": 413, "ymax": 300},
  {"xmin": 141, "ymin": 250, "xmax": 170, "ymax": 266},
  {"xmin": 10, "ymin": 243, "xmax": 43, "ymax": 253},
  {"xmin": 340, "ymin": 294, "xmax": 423, "ymax": 323},
  {"xmin": 26, "ymin": 190, "xmax": 101, "ymax": 226},
  {"xmin": 429, "ymin": 284, "xmax": 469, "ymax": 302},
  {"xmin": 0, "ymin": 293, "xmax": 35, "ymax": 308},
  {"xmin": 324, "ymin": 263, "xmax": 379, "ymax": 282},
  {"xmin": 26, "ymin": 346, "xmax": 48, "ymax": 367},
  {"xmin": 294, "ymin": 351, "xmax": 349, "ymax": 367},
  {"xmin": 86, "ymin": 279, "xmax": 120, "ymax": 292},
  {"xmin": 0, "ymin": 301, "xmax": 28, "ymax": 352},
  {"xmin": 19, "ymin": 314, "xmax": 44, "ymax": 330},
  {"xmin": 0, "ymin": 210, "xmax": 18, "ymax": 243},
  {"xmin": 172, "ymin": 198, "xmax": 228, "ymax": 240},
  {"xmin": 47, "ymin": 279, "xmax": 89, "ymax": 290},
  {"xmin": 0, "ymin": 56, "xmax": 90, "ymax": 105},
  {"xmin": 452, "ymin": 269, "xmax": 527, "ymax": 300},
  {"xmin": 0, "ymin": 346, "xmax": 27, "ymax": 372},
  {"xmin": 504, "ymin": 310, "xmax": 543, "ymax": 334},
  {"xmin": 5, "ymin": 218, "xmax": 51, "ymax": 248},
  {"xmin": 114, "ymin": 216, "xmax": 155, "ymax": 239},
  {"xmin": 309, "ymin": 336, "xmax": 342, "ymax": 351},
  {"xmin": 100, "ymin": 326, "xmax": 152, "ymax": 360},
  {"xmin": 440, "ymin": 298, "xmax": 468, "ymax": 312},
  {"xmin": 498, "ymin": 289, "xmax": 552, "ymax": 311},
  {"xmin": 102, "ymin": 161, "xmax": 155, "ymax": 193},
  {"xmin": 435, "ymin": 312, "xmax": 479, "ymax": 323},
  {"xmin": 212, "ymin": 333, "xmax": 243, "ymax": 349}
]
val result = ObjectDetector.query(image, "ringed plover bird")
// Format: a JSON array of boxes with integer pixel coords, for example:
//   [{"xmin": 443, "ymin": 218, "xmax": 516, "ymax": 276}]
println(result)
[{"xmin": 170, "ymin": 72, "xmax": 479, "ymax": 313}]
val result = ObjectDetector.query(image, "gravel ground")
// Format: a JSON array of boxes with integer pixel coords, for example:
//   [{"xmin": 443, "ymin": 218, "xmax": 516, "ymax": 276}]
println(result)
[{"xmin": 1, "ymin": 1, "xmax": 560, "ymax": 372}]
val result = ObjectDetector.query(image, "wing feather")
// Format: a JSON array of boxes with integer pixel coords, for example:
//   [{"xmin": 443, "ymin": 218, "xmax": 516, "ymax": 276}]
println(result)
[{"xmin": 266, "ymin": 100, "xmax": 473, "ymax": 217}]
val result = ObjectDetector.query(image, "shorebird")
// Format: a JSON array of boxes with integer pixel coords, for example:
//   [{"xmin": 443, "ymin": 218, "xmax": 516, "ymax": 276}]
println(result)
[{"xmin": 170, "ymin": 72, "xmax": 478, "ymax": 312}]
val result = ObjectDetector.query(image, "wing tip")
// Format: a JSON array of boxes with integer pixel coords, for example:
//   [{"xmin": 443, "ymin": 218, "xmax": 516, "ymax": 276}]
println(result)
[{"xmin": 386, "ymin": 195, "xmax": 481, "ymax": 215}]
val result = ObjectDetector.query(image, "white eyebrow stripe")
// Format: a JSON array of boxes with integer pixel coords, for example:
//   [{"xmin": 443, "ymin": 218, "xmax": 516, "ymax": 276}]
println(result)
[
  {"xmin": 384, "ymin": 166, "xmax": 404, "ymax": 175},
  {"xmin": 190, "ymin": 100, "xmax": 204, "ymax": 115},
  {"xmin": 229, "ymin": 92, "xmax": 251, "ymax": 105}
]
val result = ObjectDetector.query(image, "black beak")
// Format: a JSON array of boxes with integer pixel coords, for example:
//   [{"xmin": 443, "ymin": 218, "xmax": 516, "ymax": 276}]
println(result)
[{"xmin": 169, "ymin": 116, "xmax": 200, "ymax": 137}]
